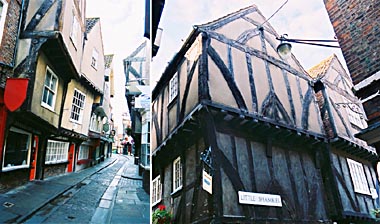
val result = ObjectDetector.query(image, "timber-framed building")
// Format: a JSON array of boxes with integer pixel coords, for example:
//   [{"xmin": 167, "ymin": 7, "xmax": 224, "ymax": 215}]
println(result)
[
  {"xmin": 0, "ymin": 0, "xmax": 113, "ymax": 191},
  {"xmin": 151, "ymin": 5, "xmax": 379, "ymax": 223}
]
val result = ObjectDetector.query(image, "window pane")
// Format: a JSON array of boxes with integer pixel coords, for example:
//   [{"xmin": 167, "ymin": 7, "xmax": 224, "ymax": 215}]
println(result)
[
  {"xmin": 47, "ymin": 91, "xmax": 53, "ymax": 106},
  {"xmin": 4, "ymin": 130, "xmax": 30, "ymax": 167}
]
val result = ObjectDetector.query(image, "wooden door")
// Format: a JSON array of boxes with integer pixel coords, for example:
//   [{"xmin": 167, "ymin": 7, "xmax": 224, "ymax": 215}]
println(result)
[
  {"xmin": 29, "ymin": 136, "xmax": 38, "ymax": 180},
  {"xmin": 67, "ymin": 143, "xmax": 75, "ymax": 172}
]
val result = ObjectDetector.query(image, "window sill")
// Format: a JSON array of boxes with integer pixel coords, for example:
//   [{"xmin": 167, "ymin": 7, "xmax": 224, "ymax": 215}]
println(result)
[
  {"xmin": 2, "ymin": 165, "xmax": 29, "ymax": 172},
  {"xmin": 41, "ymin": 103, "xmax": 55, "ymax": 112},
  {"xmin": 151, "ymin": 199, "xmax": 162, "ymax": 208},
  {"xmin": 45, "ymin": 161, "xmax": 69, "ymax": 166},
  {"xmin": 167, "ymin": 96, "xmax": 177, "ymax": 109},
  {"xmin": 171, "ymin": 186, "xmax": 183, "ymax": 197},
  {"xmin": 70, "ymin": 119, "xmax": 83, "ymax": 125}
]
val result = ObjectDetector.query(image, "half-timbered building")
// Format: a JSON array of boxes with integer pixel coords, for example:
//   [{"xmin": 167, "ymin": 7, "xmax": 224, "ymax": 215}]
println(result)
[
  {"xmin": 309, "ymin": 54, "xmax": 378, "ymax": 222},
  {"xmin": 0, "ymin": 0, "xmax": 112, "ymax": 189},
  {"xmin": 151, "ymin": 5, "xmax": 379, "ymax": 223},
  {"xmin": 123, "ymin": 40, "xmax": 150, "ymax": 192},
  {"xmin": 1, "ymin": 0, "xmax": 84, "ymax": 186},
  {"xmin": 0, "ymin": 0, "xmax": 23, "ymax": 191}
]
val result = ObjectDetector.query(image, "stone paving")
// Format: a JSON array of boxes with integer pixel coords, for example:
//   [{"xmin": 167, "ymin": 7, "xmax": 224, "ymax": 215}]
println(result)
[{"xmin": 0, "ymin": 154, "xmax": 150, "ymax": 224}]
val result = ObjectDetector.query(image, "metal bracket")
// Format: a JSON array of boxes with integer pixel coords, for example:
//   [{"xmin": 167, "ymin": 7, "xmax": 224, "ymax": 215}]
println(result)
[{"xmin": 200, "ymin": 146, "xmax": 213, "ymax": 173}]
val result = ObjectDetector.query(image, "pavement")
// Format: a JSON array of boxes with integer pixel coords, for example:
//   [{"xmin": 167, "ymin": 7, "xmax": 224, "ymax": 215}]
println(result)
[
  {"xmin": 91, "ymin": 155, "xmax": 150, "ymax": 224},
  {"xmin": 0, "ymin": 154, "xmax": 150, "ymax": 224}
]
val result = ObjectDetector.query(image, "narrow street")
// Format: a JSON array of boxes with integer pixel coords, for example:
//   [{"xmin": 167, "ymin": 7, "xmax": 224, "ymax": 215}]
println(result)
[{"xmin": 0, "ymin": 154, "xmax": 149, "ymax": 224}]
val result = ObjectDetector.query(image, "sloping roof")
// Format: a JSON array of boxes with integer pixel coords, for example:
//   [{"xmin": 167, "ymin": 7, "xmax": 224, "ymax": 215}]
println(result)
[
  {"xmin": 85, "ymin": 18, "xmax": 100, "ymax": 34},
  {"xmin": 104, "ymin": 54, "xmax": 114, "ymax": 69},
  {"xmin": 307, "ymin": 54, "xmax": 336, "ymax": 79}
]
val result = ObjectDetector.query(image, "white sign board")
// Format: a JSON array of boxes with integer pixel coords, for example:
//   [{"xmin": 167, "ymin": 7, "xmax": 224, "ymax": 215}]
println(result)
[
  {"xmin": 370, "ymin": 188, "xmax": 378, "ymax": 199},
  {"xmin": 202, "ymin": 170, "xmax": 212, "ymax": 194},
  {"xmin": 238, "ymin": 191, "xmax": 282, "ymax": 207}
]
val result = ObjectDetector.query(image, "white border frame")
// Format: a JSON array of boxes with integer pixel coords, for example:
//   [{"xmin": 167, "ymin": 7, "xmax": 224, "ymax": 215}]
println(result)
[
  {"xmin": 2, "ymin": 127, "xmax": 32, "ymax": 171},
  {"xmin": 41, "ymin": 66, "xmax": 59, "ymax": 111}
]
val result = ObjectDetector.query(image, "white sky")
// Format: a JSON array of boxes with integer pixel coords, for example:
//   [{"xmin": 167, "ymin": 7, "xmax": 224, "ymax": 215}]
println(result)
[
  {"xmin": 86, "ymin": 0, "xmax": 146, "ymax": 134},
  {"xmin": 152, "ymin": 0, "xmax": 347, "ymax": 85}
]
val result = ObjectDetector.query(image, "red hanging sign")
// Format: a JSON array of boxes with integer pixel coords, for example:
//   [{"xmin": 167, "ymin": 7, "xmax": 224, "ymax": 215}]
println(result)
[{"xmin": 4, "ymin": 78, "xmax": 29, "ymax": 112}]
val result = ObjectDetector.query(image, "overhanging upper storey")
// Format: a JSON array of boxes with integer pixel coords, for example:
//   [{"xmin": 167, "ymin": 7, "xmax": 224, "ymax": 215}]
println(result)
[{"xmin": 152, "ymin": 5, "xmax": 326, "ymax": 150}]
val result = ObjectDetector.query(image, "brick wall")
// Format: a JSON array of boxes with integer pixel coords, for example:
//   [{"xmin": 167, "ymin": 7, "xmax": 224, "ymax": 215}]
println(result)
[
  {"xmin": 324, "ymin": 0, "xmax": 380, "ymax": 85},
  {"xmin": 0, "ymin": 0, "xmax": 21, "ymax": 66},
  {"xmin": 43, "ymin": 163, "xmax": 68, "ymax": 178},
  {"xmin": 0, "ymin": 169, "xmax": 29, "ymax": 193}
]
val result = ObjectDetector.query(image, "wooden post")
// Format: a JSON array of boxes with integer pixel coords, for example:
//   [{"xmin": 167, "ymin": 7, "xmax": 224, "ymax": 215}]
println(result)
[{"xmin": 0, "ymin": 90, "xmax": 8, "ymax": 172}]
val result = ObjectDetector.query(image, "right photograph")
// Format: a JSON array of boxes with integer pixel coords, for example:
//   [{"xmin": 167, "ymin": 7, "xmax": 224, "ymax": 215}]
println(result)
[{"xmin": 151, "ymin": 1, "xmax": 380, "ymax": 223}]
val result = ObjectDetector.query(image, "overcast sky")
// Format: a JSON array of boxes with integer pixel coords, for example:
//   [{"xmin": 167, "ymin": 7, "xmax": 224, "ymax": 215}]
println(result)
[{"xmin": 152, "ymin": 0, "xmax": 346, "ymax": 84}]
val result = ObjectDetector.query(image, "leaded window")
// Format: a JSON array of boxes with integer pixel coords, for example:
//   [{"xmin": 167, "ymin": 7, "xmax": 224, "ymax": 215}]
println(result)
[{"xmin": 70, "ymin": 89, "xmax": 86, "ymax": 123}]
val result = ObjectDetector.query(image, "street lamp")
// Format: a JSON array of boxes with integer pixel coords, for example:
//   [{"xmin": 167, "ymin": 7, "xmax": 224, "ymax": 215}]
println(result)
[{"xmin": 276, "ymin": 34, "xmax": 340, "ymax": 58}]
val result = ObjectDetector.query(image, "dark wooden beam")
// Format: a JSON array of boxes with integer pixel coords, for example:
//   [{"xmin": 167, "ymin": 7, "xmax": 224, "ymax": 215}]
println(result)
[
  {"xmin": 207, "ymin": 45, "xmax": 248, "ymax": 111},
  {"xmin": 24, "ymin": 0, "xmax": 55, "ymax": 32}
]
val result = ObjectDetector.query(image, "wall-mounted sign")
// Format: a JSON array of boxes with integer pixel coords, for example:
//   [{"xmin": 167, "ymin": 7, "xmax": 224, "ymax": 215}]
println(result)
[
  {"xmin": 370, "ymin": 188, "xmax": 378, "ymax": 199},
  {"xmin": 202, "ymin": 170, "xmax": 212, "ymax": 194},
  {"xmin": 238, "ymin": 191, "xmax": 282, "ymax": 207}
]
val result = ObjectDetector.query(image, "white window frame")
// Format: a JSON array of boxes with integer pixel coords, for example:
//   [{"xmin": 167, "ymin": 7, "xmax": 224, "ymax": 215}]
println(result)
[
  {"xmin": 168, "ymin": 73, "xmax": 178, "ymax": 103},
  {"xmin": 70, "ymin": 13, "xmax": 79, "ymax": 48},
  {"xmin": 0, "ymin": 0, "xmax": 8, "ymax": 46},
  {"xmin": 152, "ymin": 175, "xmax": 162, "ymax": 206},
  {"xmin": 45, "ymin": 140, "xmax": 69, "ymax": 164},
  {"xmin": 341, "ymin": 96, "xmax": 366, "ymax": 129},
  {"xmin": 41, "ymin": 67, "xmax": 58, "ymax": 111},
  {"xmin": 173, "ymin": 156, "xmax": 182, "ymax": 193},
  {"xmin": 89, "ymin": 113, "xmax": 101, "ymax": 133},
  {"xmin": 78, "ymin": 144, "xmax": 89, "ymax": 160},
  {"xmin": 70, "ymin": 89, "xmax": 86, "ymax": 123},
  {"xmin": 2, "ymin": 127, "xmax": 31, "ymax": 171},
  {"xmin": 91, "ymin": 48, "xmax": 99, "ymax": 69},
  {"xmin": 141, "ymin": 121, "xmax": 150, "ymax": 167},
  {"xmin": 346, "ymin": 104, "xmax": 366, "ymax": 129},
  {"xmin": 347, "ymin": 158, "xmax": 370, "ymax": 195}
]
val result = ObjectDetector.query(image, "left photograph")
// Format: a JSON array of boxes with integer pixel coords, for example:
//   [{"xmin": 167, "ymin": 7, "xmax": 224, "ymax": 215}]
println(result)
[{"xmin": 0, "ymin": 0, "xmax": 150, "ymax": 223}]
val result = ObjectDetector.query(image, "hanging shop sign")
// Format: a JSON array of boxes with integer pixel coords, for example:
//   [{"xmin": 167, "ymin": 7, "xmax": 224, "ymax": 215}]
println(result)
[
  {"xmin": 238, "ymin": 191, "xmax": 282, "ymax": 207},
  {"xmin": 4, "ymin": 78, "xmax": 29, "ymax": 112},
  {"xmin": 202, "ymin": 169, "xmax": 212, "ymax": 194}
]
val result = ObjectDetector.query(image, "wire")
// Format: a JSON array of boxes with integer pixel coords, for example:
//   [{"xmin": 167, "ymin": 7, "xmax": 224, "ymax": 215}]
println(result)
[{"xmin": 260, "ymin": 0, "xmax": 289, "ymax": 26}]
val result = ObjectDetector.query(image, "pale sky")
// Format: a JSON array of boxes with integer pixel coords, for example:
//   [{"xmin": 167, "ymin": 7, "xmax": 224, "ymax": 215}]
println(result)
[
  {"xmin": 152, "ymin": 0, "xmax": 346, "ymax": 85},
  {"xmin": 86, "ymin": 0, "xmax": 146, "ymax": 134}
]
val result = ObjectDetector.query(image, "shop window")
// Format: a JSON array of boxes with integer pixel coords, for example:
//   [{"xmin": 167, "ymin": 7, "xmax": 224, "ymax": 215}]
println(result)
[
  {"xmin": 41, "ymin": 67, "xmax": 58, "ymax": 110},
  {"xmin": 347, "ymin": 158, "xmax": 370, "ymax": 195},
  {"xmin": 70, "ymin": 89, "xmax": 86, "ymax": 123},
  {"xmin": 152, "ymin": 175, "xmax": 162, "ymax": 206},
  {"xmin": 78, "ymin": 145, "xmax": 89, "ymax": 160},
  {"xmin": 45, "ymin": 140, "xmax": 69, "ymax": 164},
  {"xmin": 2, "ymin": 128, "xmax": 31, "ymax": 171},
  {"xmin": 173, "ymin": 156, "xmax": 182, "ymax": 192}
]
